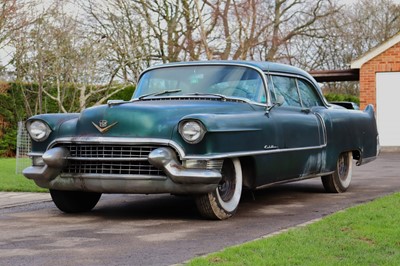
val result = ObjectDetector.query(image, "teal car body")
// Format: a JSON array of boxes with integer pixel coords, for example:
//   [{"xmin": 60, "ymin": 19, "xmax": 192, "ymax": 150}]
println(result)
[{"xmin": 23, "ymin": 61, "xmax": 379, "ymax": 219}]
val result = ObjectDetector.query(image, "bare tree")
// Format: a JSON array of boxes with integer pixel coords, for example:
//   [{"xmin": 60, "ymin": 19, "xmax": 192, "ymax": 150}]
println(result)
[
  {"xmin": 257, "ymin": 0, "xmax": 340, "ymax": 62},
  {"xmin": 130, "ymin": 0, "xmax": 202, "ymax": 62},
  {"xmin": 10, "ymin": 1, "xmax": 131, "ymax": 113},
  {"xmin": 347, "ymin": 0, "xmax": 400, "ymax": 57},
  {"xmin": 0, "ymin": 0, "xmax": 29, "ymax": 49},
  {"xmin": 199, "ymin": 0, "xmax": 268, "ymax": 60},
  {"xmin": 0, "ymin": 0, "xmax": 33, "ymax": 72},
  {"xmin": 81, "ymin": 0, "xmax": 154, "ymax": 83},
  {"xmin": 197, "ymin": 0, "xmax": 340, "ymax": 62}
]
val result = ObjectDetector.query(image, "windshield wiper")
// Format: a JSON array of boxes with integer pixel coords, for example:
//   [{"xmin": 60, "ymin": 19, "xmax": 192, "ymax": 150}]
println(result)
[
  {"xmin": 187, "ymin": 92, "xmax": 267, "ymax": 108},
  {"xmin": 107, "ymin": 89, "xmax": 182, "ymax": 106},
  {"xmin": 138, "ymin": 89, "xmax": 182, "ymax": 100},
  {"xmin": 186, "ymin": 92, "xmax": 228, "ymax": 100},
  {"xmin": 186, "ymin": 92, "xmax": 253, "ymax": 103}
]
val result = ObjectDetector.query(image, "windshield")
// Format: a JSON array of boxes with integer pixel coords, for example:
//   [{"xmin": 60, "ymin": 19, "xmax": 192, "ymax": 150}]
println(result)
[{"xmin": 133, "ymin": 65, "xmax": 266, "ymax": 103}]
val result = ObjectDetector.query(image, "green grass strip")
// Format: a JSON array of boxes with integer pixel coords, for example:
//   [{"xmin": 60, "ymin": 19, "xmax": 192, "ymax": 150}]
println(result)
[
  {"xmin": 0, "ymin": 158, "xmax": 47, "ymax": 192},
  {"xmin": 188, "ymin": 193, "xmax": 400, "ymax": 266}
]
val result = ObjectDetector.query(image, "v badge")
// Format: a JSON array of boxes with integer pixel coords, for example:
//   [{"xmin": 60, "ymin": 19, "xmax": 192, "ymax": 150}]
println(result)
[{"xmin": 92, "ymin": 121, "xmax": 118, "ymax": 134}]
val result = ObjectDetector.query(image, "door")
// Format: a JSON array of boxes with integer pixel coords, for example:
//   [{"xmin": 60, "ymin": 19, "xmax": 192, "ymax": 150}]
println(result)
[
  {"xmin": 376, "ymin": 72, "xmax": 400, "ymax": 146},
  {"xmin": 264, "ymin": 75, "xmax": 325, "ymax": 181}
]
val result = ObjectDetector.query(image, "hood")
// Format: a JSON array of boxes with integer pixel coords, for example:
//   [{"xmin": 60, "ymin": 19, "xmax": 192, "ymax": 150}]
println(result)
[{"xmin": 62, "ymin": 99, "xmax": 256, "ymax": 139}]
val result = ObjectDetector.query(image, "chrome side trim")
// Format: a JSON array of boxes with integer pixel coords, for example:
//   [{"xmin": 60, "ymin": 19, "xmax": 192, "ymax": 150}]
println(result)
[
  {"xmin": 48, "ymin": 137, "xmax": 326, "ymax": 161},
  {"xmin": 314, "ymin": 112, "xmax": 328, "ymax": 145},
  {"xmin": 184, "ymin": 144, "xmax": 327, "ymax": 160},
  {"xmin": 255, "ymin": 170, "xmax": 335, "ymax": 190}
]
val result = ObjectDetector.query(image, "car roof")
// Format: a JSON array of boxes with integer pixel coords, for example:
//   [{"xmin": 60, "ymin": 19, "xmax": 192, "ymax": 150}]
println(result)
[
  {"xmin": 139, "ymin": 60, "xmax": 321, "ymax": 93},
  {"xmin": 143, "ymin": 60, "xmax": 317, "ymax": 84},
  {"xmin": 139, "ymin": 60, "xmax": 327, "ymax": 106}
]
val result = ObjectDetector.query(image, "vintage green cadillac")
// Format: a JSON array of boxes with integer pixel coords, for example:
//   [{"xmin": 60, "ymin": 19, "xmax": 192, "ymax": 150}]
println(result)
[{"xmin": 23, "ymin": 61, "xmax": 379, "ymax": 220}]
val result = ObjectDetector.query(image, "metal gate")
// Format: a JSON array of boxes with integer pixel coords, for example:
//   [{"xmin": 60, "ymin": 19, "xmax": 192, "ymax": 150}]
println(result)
[{"xmin": 15, "ymin": 121, "xmax": 31, "ymax": 174}]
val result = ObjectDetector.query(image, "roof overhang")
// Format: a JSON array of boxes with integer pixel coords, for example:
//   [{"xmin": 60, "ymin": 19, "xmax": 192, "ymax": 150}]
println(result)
[
  {"xmin": 351, "ymin": 33, "xmax": 400, "ymax": 69},
  {"xmin": 309, "ymin": 69, "xmax": 359, "ymax": 82}
]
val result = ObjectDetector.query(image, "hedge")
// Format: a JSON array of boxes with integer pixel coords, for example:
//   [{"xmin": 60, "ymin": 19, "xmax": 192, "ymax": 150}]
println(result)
[{"xmin": 0, "ymin": 82, "xmax": 135, "ymax": 157}]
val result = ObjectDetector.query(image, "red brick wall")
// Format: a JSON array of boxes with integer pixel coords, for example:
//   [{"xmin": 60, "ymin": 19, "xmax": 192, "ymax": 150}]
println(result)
[{"xmin": 360, "ymin": 42, "xmax": 400, "ymax": 109}]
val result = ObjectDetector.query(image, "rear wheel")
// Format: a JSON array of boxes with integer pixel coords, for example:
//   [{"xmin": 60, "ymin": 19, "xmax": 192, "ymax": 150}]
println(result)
[
  {"xmin": 49, "ymin": 189, "xmax": 101, "ymax": 213},
  {"xmin": 321, "ymin": 151, "xmax": 353, "ymax": 193},
  {"xmin": 195, "ymin": 158, "xmax": 242, "ymax": 220}
]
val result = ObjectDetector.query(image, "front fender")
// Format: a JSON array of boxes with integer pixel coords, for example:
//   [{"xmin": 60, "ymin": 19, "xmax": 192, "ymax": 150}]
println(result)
[
  {"xmin": 179, "ymin": 113, "xmax": 262, "ymax": 133},
  {"xmin": 172, "ymin": 112, "xmax": 268, "ymax": 157},
  {"xmin": 27, "ymin": 113, "xmax": 80, "ymax": 132},
  {"xmin": 27, "ymin": 113, "xmax": 80, "ymax": 152}
]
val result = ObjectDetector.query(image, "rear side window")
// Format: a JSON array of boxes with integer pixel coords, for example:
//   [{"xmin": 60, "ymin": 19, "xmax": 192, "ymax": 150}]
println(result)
[
  {"xmin": 297, "ymin": 79, "xmax": 323, "ymax": 107},
  {"xmin": 268, "ymin": 74, "xmax": 323, "ymax": 108}
]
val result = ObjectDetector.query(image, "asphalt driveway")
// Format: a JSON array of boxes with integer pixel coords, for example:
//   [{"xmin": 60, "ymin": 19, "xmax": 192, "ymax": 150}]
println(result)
[{"xmin": 0, "ymin": 152, "xmax": 399, "ymax": 265}]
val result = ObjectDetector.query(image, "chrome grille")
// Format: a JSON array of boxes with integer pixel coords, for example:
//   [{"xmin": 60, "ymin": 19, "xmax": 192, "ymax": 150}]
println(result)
[
  {"xmin": 66, "ymin": 144, "xmax": 155, "ymax": 159},
  {"xmin": 54, "ymin": 144, "xmax": 165, "ymax": 176},
  {"xmin": 65, "ymin": 160, "xmax": 162, "ymax": 176}
]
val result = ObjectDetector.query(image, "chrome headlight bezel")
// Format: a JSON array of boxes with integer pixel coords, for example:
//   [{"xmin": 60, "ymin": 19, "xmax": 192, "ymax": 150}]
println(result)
[
  {"xmin": 178, "ymin": 120, "xmax": 206, "ymax": 144},
  {"xmin": 26, "ymin": 120, "xmax": 52, "ymax": 142}
]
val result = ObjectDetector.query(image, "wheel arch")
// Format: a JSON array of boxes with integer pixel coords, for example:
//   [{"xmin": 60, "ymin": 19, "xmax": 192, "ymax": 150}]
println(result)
[
  {"xmin": 239, "ymin": 156, "xmax": 257, "ymax": 190},
  {"xmin": 352, "ymin": 149, "xmax": 361, "ymax": 163}
]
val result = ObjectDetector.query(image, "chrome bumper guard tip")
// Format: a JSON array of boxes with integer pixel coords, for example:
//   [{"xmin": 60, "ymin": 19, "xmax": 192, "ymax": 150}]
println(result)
[
  {"xmin": 23, "ymin": 147, "xmax": 70, "ymax": 181},
  {"xmin": 148, "ymin": 147, "xmax": 222, "ymax": 184}
]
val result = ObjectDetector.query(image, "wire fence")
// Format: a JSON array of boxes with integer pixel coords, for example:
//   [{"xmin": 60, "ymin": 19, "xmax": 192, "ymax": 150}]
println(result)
[{"xmin": 16, "ymin": 121, "xmax": 31, "ymax": 174}]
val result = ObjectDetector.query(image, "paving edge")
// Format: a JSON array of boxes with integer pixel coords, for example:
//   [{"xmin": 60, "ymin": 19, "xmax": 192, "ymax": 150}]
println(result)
[{"xmin": 175, "ymin": 216, "xmax": 326, "ymax": 266}]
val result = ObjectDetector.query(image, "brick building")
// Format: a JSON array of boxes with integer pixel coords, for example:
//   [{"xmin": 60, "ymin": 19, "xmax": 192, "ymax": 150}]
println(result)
[{"xmin": 351, "ymin": 33, "xmax": 400, "ymax": 148}]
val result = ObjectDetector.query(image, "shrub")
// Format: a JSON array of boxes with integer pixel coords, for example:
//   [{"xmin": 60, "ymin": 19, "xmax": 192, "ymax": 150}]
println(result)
[{"xmin": 324, "ymin": 93, "xmax": 360, "ymax": 104}]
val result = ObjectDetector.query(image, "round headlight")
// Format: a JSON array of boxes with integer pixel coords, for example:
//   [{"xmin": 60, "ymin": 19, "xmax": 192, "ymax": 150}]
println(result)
[
  {"xmin": 26, "ymin": 120, "xmax": 51, "ymax": 142},
  {"xmin": 179, "ymin": 120, "xmax": 206, "ymax": 144}
]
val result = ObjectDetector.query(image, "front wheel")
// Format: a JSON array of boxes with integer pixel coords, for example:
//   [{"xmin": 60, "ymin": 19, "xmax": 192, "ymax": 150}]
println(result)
[
  {"xmin": 49, "ymin": 189, "xmax": 102, "ymax": 213},
  {"xmin": 195, "ymin": 158, "xmax": 242, "ymax": 220},
  {"xmin": 321, "ymin": 151, "xmax": 353, "ymax": 193}
]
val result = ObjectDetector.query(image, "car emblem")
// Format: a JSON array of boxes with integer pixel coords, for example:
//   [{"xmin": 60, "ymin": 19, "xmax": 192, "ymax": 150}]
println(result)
[
  {"xmin": 92, "ymin": 120, "xmax": 118, "ymax": 134},
  {"xmin": 99, "ymin": 120, "xmax": 108, "ymax": 128}
]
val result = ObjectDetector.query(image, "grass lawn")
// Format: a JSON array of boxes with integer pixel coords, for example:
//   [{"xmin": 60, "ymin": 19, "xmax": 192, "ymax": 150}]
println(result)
[
  {"xmin": 0, "ymin": 158, "xmax": 47, "ymax": 192},
  {"xmin": 188, "ymin": 192, "xmax": 400, "ymax": 265}
]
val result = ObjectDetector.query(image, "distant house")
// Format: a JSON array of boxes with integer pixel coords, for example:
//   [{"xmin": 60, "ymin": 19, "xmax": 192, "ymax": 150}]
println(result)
[{"xmin": 351, "ymin": 33, "xmax": 400, "ymax": 149}]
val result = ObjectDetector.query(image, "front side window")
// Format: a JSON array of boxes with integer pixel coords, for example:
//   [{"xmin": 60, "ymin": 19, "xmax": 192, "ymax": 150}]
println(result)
[
  {"xmin": 269, "ymin": 75, "xmax": 301, "ymax": 107},
  {"xmin": 134, "ymin": 65, "xmax": 266, "ymax": 103}
]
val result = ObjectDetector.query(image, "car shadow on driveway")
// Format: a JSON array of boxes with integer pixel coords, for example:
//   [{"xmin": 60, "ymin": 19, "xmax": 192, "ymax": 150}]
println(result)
[{"xmin": 61, "ymin": 178, "xmax": 327, "ymax": 221}]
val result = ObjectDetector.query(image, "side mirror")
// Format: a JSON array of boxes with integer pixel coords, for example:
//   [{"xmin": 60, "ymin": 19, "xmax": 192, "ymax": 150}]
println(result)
[
  {"xmin": 275, "ymin": 95, "xmax": 285, "ymax": 106},
  {"xmin": 265, "ymin": 95, "xmax": 284, "ymax": 117}
]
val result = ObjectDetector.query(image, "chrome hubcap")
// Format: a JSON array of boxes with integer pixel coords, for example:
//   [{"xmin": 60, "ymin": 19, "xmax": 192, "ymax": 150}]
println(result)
[
  {"xmin": 338, "ymin": 153, "xmax": 349, "ymax": 182},
  {"xmin": 218, "ymin": 159, "xmax": 236, "ymax": 202}
]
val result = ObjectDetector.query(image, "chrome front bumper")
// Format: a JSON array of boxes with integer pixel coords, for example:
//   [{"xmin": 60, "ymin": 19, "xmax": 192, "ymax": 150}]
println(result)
[{"xmin": 23, "ymin": 147, "xmax": 222, "ymax": 194}]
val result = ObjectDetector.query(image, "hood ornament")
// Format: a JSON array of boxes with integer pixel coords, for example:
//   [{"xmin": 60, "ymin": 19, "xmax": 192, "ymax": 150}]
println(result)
[{"xmin": 92, "ymin": 120, "xmax": 118, "ymax": 134}]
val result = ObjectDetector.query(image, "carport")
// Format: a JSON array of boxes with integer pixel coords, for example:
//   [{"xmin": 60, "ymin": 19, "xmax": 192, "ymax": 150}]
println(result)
[{"xmin": 310, "ymin": 33, "xmax": 400, "ymax": 150}]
